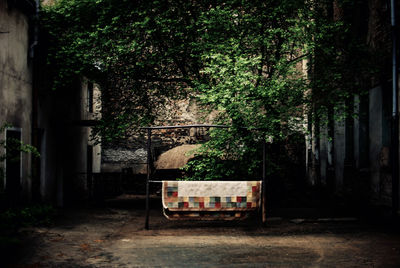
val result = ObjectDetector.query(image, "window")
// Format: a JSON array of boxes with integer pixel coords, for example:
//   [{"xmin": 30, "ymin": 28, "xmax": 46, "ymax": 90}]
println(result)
[{"xmin": 87, "ymin": 82, "xmax": 94, "ymax": 113}]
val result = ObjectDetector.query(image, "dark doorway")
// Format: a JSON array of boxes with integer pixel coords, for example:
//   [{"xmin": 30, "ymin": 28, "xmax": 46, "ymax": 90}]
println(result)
[
  {"xmin": 87, "ymin": 145, "xmax": 93, "ymax": 191},
  {"xmin": 5, "ymin": 129, "xmax": 22, "ymax": 202},
  {"xmin": 87, "ymin": 82, "xmax": 94, "ymax": 113}
]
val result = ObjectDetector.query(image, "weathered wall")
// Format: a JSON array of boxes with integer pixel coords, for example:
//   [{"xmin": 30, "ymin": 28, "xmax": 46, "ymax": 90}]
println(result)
[
  {"xmin": 319, "ymin": 124, "xmax": 328, "ymax": 185},
  {"xmin": 369, "ymin": 85, "xmax": 383, "ymax": 199},
  {"xmin": 309, "ymin": 82, "xmax": 396, "ymax": 207},
  {"xmin": 101, "ymin": 97, "xmax": 214, "ymax": 173},
  {"xmin": 305, "ymin": 0, "xmax": 397, "ymax": 209},
  {"xmin": 37, "ymin": 78, "xmax": 102, "ymax": 205},
  {"xmin": 0, "ymin": 0, "xmax": 33, "ymax": 201},
  {"xmin": 333, "ymin": 112, "xmax": 345, "ymax": 189}
]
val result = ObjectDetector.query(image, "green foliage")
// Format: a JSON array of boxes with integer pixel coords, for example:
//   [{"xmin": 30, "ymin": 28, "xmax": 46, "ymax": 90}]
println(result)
[
  {"xmin": 42, "ymin": 1, "xmax": 376, "ymax": 180},
  {"xmin": 182, "ymin": 128, "xmax": 263, "ymax": 180},
  {"xmin": 0, "ymin": 204, "xmax": 56, "ymax": 262},
  {"xmin": 0, "ymin": 205, "xmax": 56, "ymax": 231},
  {"xmin": 41, "ymin": 0, "xmax": 313, "ymax": 139},
  {"xmin": 0, "ymin": 123, "xmax": 40, "ymax": 188},
  {"xmin": 41, "ymin": 0, "xmax": 208, "ymax": 141},
  {"xmin": 309, "ymin": 0, "xmax": 378, "ymax": 125},
  {"xmin": 183, "ymin": 1, "xmax": 314, "ymax": 179}
]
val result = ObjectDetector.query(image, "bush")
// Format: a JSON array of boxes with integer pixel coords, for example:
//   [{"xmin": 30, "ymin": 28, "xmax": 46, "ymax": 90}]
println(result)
[{"xmin": 0, "ymin": 205, "xmax": 56, "ymax": 231}]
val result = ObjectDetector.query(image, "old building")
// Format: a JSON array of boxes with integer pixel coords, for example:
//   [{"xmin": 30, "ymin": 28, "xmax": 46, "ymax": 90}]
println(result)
[
  {"xmin": 0, "ymin": 0, "xmax": 37, "ymax": 204},
  {"xmin": 0, "ymin": 0, "xmax": 101, "ymax": 206},
  {"xmin": 36, "ymin": 78, "xmax": 102, "ymax": 205},
  {"xmin": 306, "ymin": 0, "xmax": 400, "ymax": 215}
]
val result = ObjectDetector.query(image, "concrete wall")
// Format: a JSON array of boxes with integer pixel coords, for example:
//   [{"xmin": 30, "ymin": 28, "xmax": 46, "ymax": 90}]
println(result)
[
  {"xmin": 304, "ymin": 0, "xmax": 398, "ymax": 210},
  {"xmin": 369, "ymin": 86, "xmax": 383, "ymax": 199},
  {"xmin": 0, "ymin": 0, "xmax": 33, "ymax": 201},
  {"xmin": 319, "ymin": 124, "xmax": 328, "ymax": 185},
  {"xmin": 365, "ymin": 84, "xmax": 391, "ymax": 204},
  {"xmin": 37, "ymin": 78, "xmax": 101, "ymax": 205},
  {"xmin": 307, "ymin": 83, "xmax": 396, "ymax": 207},
  {"xmin": 333, "ymin": 110, "xmax": 345, "ymax": 189},
  {"xmin": 101, "ymin": 97, "xmax": 214, "ymax": 173}
]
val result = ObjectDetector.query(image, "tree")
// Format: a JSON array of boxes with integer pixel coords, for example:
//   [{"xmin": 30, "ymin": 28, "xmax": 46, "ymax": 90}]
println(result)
[
  {"xmin": 41, "ymin": 0, "xmax": 371, "ymax": 180},
  {"xmin": 181, "ymin": 1, "xmax": 316, "ymax": 179},
  {"xmin": 42, "ymin": 0, "xmax": 208, "ymax": 142}
]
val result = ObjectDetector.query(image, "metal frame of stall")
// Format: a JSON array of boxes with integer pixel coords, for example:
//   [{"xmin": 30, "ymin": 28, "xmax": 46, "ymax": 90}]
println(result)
[{"xmin": 141, "ymin": 124, "xmax": 268, "ymax": 230}]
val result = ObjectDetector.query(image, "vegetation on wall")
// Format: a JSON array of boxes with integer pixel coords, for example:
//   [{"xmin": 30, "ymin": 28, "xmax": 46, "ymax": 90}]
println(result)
[
  {"xmin": 0, "ymin": 123, "xmax": 40, "ymax": 193},
  {"xmin": 41, "ymin": 0, "xmax": 376, "ymax": 180}
]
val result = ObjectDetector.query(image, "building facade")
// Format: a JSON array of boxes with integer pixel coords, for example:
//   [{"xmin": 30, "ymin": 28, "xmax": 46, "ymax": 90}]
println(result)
[
  {"xmin": 306, "ymin": 0, "xmax": 400, "ymax": 215},
  {"xmin": 0, "ymin": 0, "xmax": 101, "ymax": 206},
  {"xmin": 0, "ymin": 0, "xmax": 36, "ymax": 204}
]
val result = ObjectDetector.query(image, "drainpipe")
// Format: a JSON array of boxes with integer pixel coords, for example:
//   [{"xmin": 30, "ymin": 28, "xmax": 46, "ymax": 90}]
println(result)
[
  {"xmin": 31, "ymin": 0, "xmax": 40, "ymax": 202},
  {"xmin": 29, "ymin": 0, "xmax": 39, "ymax": 58},
  {"xmin": 390, "ymin": 0, "xmax": 399, "ymax": 217}
]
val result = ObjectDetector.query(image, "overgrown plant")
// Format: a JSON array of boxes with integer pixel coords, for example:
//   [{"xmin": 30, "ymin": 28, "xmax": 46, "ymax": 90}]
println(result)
[
  {"xmin": 0, "ymin": 205, "xmax": 56, "ymax": 230},
  {"xmin": 41, "ymin": 0, "xmax": 375, "ymax": 180},
  {"xmin": 0, "ymin": 123, "xmax": 40, "ymax": 191}
]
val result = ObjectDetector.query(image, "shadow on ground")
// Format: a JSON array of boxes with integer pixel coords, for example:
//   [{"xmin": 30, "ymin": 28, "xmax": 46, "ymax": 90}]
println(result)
[{"xmin": 4, "ymin": 194, "xmax": 400, "ymax": 268}]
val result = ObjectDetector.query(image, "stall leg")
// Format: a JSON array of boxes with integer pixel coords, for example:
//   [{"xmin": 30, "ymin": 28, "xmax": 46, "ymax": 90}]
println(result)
[
  {"xmin": 145, "ymin": 129, "xmax": 152, "ymax": 230},
  {"xmin": 262, "ymin": 140, "xmax": 267, "ymax": 224}
]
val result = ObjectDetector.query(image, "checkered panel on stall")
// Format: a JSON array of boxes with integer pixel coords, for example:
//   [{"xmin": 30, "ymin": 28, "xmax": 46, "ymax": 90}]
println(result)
[{"xmin": 163, "ymin": 181, "xmax": 261, "ymax": 211}]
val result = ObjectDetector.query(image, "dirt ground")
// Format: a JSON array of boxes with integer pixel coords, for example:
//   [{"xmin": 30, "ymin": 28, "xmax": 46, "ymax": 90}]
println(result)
[{"xmin": 7, "ymin": 195, "xmax": 400, "ymax": 267}]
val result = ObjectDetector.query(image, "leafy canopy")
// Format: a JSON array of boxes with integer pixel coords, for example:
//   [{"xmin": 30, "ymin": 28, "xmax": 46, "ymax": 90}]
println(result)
[{"xmin": 42, "ymin": 0, "xmax": 363, "ymax": 179}]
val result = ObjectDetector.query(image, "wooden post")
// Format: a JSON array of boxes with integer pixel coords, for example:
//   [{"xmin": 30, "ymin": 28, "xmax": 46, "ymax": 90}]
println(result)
[
  {"xmin": 145, "ymin": 128, "xmax": 152, "ymax": 230},
  {"xmin": 262, "ymin": 140, "xmax": 267, "ymax": 224}
]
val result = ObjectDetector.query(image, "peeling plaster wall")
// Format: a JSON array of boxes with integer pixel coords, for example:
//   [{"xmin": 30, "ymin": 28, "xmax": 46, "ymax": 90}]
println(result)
[
  {"xmin": 101, "ymin": 97, "xmax": 214, "ymax": 173},
  {"xmin": 0, "ymin": 0, "xmax": 33, "ymax": 201}
]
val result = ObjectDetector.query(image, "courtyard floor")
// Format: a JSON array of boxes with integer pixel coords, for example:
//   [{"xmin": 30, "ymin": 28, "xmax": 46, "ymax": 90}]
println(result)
[{"xmin": 7, "ymin": 195, "xmax": 400, "ymax": 267}]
